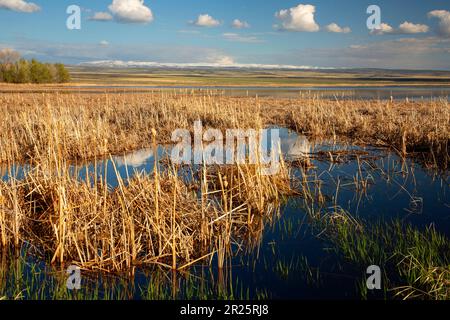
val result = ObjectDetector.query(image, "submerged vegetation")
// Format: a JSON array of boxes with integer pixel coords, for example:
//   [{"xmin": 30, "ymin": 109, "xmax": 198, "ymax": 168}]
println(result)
[{"xmin": 317, "ymin": 214, "xmax": 450, "ymax": 300}]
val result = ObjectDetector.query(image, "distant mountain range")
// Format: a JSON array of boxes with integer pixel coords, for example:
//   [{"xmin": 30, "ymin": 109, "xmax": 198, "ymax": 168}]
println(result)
[
  {"xmin": 78, "ymin": 60, "xmax": 450, "ymax": 76},
  {"xmin": 80, "ymin": 60, "xmax": 328, "ymax": 70}
]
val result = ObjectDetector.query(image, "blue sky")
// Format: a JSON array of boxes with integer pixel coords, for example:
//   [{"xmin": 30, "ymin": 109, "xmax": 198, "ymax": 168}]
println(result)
[{"xmin": 1, "ymin": 0, "xmax": 450, "ymax": 69}]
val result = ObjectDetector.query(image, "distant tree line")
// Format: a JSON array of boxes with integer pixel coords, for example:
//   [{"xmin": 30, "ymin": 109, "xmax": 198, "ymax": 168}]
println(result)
[{"xmin": 0, "ymin": 49, "xmax": 70, "ymax": 84}]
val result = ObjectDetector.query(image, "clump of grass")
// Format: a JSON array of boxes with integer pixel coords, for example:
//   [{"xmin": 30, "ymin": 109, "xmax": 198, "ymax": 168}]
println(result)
[
  {"xmin": 0, "ymin": 142, "xmax": 293, "ymax": 272},
  {"xmin": 205, "ymin": 161, "xmax": 293, "ymax": 216},
  {"xmin": 317, "ymin": 212, "xmax": 450, "ymax": 300},
  {"xmin": 0, "ymin": 179, "xmax": 25, "ymax": 248}
]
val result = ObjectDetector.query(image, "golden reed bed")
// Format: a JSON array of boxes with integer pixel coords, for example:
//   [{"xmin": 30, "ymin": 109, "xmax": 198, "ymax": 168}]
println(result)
[{"xmin": 0, "ymin": 92, "xmax": 448, "ymax": 166}]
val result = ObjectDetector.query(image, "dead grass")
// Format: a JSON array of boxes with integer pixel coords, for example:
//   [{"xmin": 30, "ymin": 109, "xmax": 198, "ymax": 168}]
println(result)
[
  {"xmin": 0, "ymin": 141, "xmax": 293, "ymax": 272},
  {"xmin": 268, "ymin": 98, "xmax": 449, "ymax": 164},
  {"xmin": 0, "ymin": 92, "xmax": 447, "ymax": 168}
]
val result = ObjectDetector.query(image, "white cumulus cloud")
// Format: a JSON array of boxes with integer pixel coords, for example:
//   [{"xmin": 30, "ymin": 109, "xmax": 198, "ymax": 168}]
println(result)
[
  {"xmin": 325, "ymin": 23, "xmax": 351, "ymax": 33},
  {"xmin": 372, "ymin": 22, "xmax": 429, "ymax": 35},
  {"xmin": 0, "ymin": 0, "xmax": 40, "ymax": 13},
  {"xmin": 89, "ymin": 12, "xmax": 113, "ymax": 21},
  {"xmin": 232, "ymin": 19, "xmax": 250, "ymax": 29},
  {"xmin": 371, "ymin": 23, "xmax": 394, "ymax": 35},
  {"xmin": 192, "ymin": 14, "xmax": 221, "ymax": 27},
  {"xmin": 398, "ymin": 21, "xmax": 429, "ymax": 34},
  {"xmin": 108, "ymin": 0, "xmax": 153, "ymax": 23},
  {"xmin": 428, "ymin": 10, "xmax": 450, "ymax": 37},
  {"xmin": 274, "ymin": 4, "xmax": 319, "ymax": 32}
]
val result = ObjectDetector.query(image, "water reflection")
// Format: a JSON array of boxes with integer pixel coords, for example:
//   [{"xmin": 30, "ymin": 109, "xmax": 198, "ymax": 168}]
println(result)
[
  {"xmin": 281, "ymin": 134, "xmax": 311, "ymax": 160},
  {"xmin": 113, "ymin": 147, "xmax": 155, "ymax": 168}
]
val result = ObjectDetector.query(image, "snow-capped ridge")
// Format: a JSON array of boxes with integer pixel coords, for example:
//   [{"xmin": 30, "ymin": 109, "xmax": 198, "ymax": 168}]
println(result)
[{"xmin": 80, "ymin": 60, "xmax": 328, "ymax": 70}]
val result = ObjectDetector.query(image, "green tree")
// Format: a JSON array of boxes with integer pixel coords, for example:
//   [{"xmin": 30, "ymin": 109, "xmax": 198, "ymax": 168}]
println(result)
[
  {"xmin": 14, "ymin": 59, "xmax": 30, "ymax": 83},
  {"xmin": 55, "ymin": 63, "xmax": 71, "ymax": 83},
  {"xmin": 41, "ymin": 63, "xmax": 53, "ymax": 83},
  {"xmin": 1, "ymin": 67, "xmax": 15, "ymax": 83},
  {"xmin": 29, "ymin": 59, "xmax": 52, "ymax": 83},
  {"xmin": 29, "ymin": 59, "xmax": 41, "ymax": 83}
]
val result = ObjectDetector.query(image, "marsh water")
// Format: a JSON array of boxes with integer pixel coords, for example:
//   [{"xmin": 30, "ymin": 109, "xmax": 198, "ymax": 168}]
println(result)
[
  {"xmin": 73, "ymin": 86, "xmax": 450, "ymax": 100},
  {"xmin": 0, "ymin": 129, "xmax": 449, "ymax": 299},
  {"xmin": 4, "ymin": 86, "xmax": 450, "ymax": 101}
]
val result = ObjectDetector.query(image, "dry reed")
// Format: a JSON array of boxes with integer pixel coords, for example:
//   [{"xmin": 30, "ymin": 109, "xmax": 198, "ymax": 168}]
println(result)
[
  {"xmin": 0, "ymin": 138, "xmax": 293, "ymax": 272},
  {"xmin": 0, "ymin": 92, "xmax": 447, "ymax": 167}
]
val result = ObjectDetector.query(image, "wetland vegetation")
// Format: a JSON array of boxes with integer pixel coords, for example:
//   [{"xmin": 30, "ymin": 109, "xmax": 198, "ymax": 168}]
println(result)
[{"xmin": 0, "ymin": 91, "xmax": 448, "ymax": 300}]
